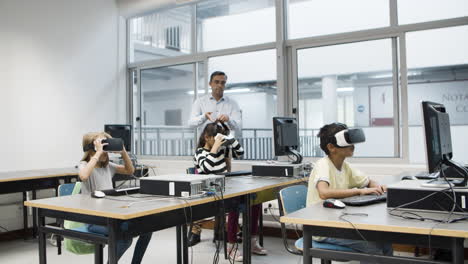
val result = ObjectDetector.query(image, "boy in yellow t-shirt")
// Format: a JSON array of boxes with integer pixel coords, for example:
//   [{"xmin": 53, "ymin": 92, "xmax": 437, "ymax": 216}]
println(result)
[{"xmin": 307, "ymin": 123, "xmax": 393, "ymax": 259}]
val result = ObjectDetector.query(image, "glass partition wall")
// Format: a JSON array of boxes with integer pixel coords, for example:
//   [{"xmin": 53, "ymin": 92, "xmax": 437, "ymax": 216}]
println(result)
[{"xmin": 128, "ymin": 0, "xmax": 468, "ymax": 164}]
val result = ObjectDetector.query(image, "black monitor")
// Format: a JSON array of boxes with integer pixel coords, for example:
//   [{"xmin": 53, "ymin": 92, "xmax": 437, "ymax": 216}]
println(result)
[
  {"xmin": 273, "ymin": 117, "xmax": 303, "ymax": 164},
  {"xmin": 104, "ymin": 124, "xmax": 132, "ymax": 152},
  {"xmin": 421, "ymin": 101, "xmax": 467, "ymax": 186}
]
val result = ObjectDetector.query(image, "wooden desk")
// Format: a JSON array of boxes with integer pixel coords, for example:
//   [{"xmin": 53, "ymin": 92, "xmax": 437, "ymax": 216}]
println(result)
[
  {"xmin": 25, "ymin": 176, "xmax": 306, "ymax": 264},
  {"xmin": 0, "ymin": 168, "xmax": 79, "ymax": 238},
  {"xmin": 281, "ymin": 202, "xmax": 468, "ymax": 264}
]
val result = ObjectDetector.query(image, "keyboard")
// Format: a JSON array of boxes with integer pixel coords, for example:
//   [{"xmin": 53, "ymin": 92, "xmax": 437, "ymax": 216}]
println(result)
[
  {"xmin": 101, "ymin": 186, "xmax": 140, "ymax": 196},
  {"xmin": 221, "ymin": 170, "xmax": 252, "ymax": 177},
  {"xmin": 340, "ymin": 193, "xmax": 387, "ymax": 206}
]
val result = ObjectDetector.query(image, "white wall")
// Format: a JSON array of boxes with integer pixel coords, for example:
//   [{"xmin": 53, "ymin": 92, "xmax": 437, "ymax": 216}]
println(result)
[{"xmin": 0, "ymin": 0, "xmax": 122, "ymax": 172}]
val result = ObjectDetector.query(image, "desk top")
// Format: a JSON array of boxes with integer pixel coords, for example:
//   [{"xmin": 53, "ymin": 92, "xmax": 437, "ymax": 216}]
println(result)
[
  {"xmin": 25, "ymin": 176, "xmax": 306, "ymax": 220},
  {"xmin": 0, "ymin": 167, "xmax": 79, "ymax": 183},
  {"xmin": 280, "ymin": 202, "xmax": 468, "ymax": 238}
]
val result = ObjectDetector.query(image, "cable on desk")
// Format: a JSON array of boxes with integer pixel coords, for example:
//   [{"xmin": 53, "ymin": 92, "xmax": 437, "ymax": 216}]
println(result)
[{"xmin": 0, "ymin": 225, "xmax": 9, "ymax": 233}]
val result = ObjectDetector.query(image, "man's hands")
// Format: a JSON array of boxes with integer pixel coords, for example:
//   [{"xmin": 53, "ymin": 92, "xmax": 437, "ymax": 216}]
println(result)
[
  {"xmin": 217, "ymin": 114, "xmax": 229, "ymax": 123},
  {"xmin": 205, "ymin": 112, "xmax": 215, "ymax": 122},
  {"xmin": 204, "ymin": 112, "xmax": 230, "ymax": 123}
]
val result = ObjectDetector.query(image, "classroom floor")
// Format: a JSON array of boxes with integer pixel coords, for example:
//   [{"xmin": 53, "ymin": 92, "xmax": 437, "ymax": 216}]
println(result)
[{"xmin": 0, "ymin": 227, "xmax": 463, "ymax": 264}]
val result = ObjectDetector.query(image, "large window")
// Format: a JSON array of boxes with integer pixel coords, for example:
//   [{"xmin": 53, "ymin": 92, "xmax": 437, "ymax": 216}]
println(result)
[
  {"xmin": 197, "ymin": 0, "xmax": 275, "ymax": 52},
  {"xmin": 289, "ymin": 0, "xmax": 389, "ymax": 40},
  {"xmin": 137, "ymin": 64, "xmax": 199, "ymax": 156},
  {"xmin": 127, "ymin": 0, "xmax": 468, "ymax": 163},
  {"xmin": 297, "ymin": 39, "xmax": 396, "ymax": 157},
  {"xmin": 406, "ymin": 25, "xmax": 468, "ymax": 164},
  {"xmin": 398, "ymin": 0, "xmax": 468, "ymax": 25},
  {"xmin": 129, "ymin": 6, "xmax": 193, "ymax": 63}
]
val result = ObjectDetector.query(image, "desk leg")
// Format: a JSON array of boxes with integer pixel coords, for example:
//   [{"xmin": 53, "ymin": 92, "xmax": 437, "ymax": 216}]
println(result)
[
  {"xmin": 242, "ymin": 194, "xmax": 252, "ymax": 264},
  {"xmin": 302, "ymin": 226, "xmax": 312, "ymax": 264},
  {"xmin": 32, "ymin": 190, "xmax": 37, "ymax": 238},
  {"xmin": 182, "ymin": 224, "xmax": 188, "ymax": 264},
  {"xmin": 451, "ymin": 238, "xmax": 464, "ymax": 264},
  {"xmin": 176, "ymin": 225, "xmax": 182, "ymax": 264},
  {"xmin": 259, "ymin": 204, "xmax": 263, "ymax": 247},
  {"xmin": 108, "ymin": 219, "xmax": 118, "ymax": 264},
  {"xmin": 23, "ymin": 192, "xmax": 28, "ymax": 239},
  {"xmin": 38, "ymin": 209, "xmax": 47, "ymax": 264},
  {"xmin": 95, "ymin": 244, "xmax": 103, "ymax": 264}
]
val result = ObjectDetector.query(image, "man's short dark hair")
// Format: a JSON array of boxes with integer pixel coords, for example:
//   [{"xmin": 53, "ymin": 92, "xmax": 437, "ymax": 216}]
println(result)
[
  {"xmin": 317, "ymin": 123, "xmax": 348, "ymax": 155},
  {"xmin": 209, "ymin": 71, "xmax": 227, "ymax": 82}
]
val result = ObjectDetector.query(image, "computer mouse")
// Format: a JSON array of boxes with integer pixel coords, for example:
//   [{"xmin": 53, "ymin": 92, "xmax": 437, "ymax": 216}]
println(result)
[
  {"xmin": 323, "ymin": 199, "xmax": 346, "ymax": 209},
  {"xmin": 401, "ymin": 175, "xmax": 417, "ymax": 180},
  {"xmin": 91, "ymin": 190, "xmax": 106, "ymax": 198}
]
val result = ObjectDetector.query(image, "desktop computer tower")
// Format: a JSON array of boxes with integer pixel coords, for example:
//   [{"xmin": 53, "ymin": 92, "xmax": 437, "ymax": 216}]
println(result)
[
  {"xmin": 252, "ymin": 162, "xmax": 303, "ymax": 177},
  {"xmin": 140, "ymin": 174, "xmax": 225, "ymax": 197},
  {"xmin": 387, "ymin": 180, "xmax": 468, "ymax": 213}
]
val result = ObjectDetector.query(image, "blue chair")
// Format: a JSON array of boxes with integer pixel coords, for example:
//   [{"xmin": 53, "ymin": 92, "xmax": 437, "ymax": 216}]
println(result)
[
  {"xmin": 277, "ymin": 185, "xmax": 353, "ymax": 264},
  {"xmin": 56, "ymin": 182, "xmax": 104, "ymax": 261}
]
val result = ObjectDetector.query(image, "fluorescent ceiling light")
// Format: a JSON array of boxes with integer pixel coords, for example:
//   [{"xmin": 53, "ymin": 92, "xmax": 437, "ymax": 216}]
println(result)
[
  {"xmin": 225, "ymin": 88, "xmax": 250, "ymax": 94},
  {"xmin": 372, "ymin": 73, "xmax": 392, "ymax": 79},
  {"xmin": 337, "ymin": 87, "xmax": 354, "ymax": 92},
  {"xmin": 186, "ymin": 88, "xmax": 250, "ymax": 95},
  {"xmin": 186, "ymin": 89, "xmax": 206, "ymax": 95}
]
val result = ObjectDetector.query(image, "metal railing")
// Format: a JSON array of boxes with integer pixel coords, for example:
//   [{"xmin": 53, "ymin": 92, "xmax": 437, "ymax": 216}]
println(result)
[{"xmin": 135, "ymin": 126, "xmax": 322, "ymax": 159}]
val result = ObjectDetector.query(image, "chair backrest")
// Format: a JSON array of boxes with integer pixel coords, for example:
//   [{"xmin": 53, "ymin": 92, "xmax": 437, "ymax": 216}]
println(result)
[
  {"xmin": 58, "ymin": 182, "xmax": 81, "ymax": 197},
  {"xmin": 186, "ymin": 167, "xmax": 198, "ymax": 174},
  {"xmin": 278, "ymin": 185, "xmax": 307, "ymax": 216}
]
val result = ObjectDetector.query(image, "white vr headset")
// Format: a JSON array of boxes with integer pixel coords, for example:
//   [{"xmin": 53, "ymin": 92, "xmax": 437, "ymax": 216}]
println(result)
[{"xmin": 334, "ymin": 128, "xmax": 366, "ymax": 147}]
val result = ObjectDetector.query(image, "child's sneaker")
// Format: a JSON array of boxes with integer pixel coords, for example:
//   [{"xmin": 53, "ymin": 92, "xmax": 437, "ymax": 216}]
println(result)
[
  {"xmin": 228, "ymin": 243, "xmax": 243, "ymax": 262},
  {"xmin": 251, "ymin": 238, "xmax": 268, "ymax": 255}
]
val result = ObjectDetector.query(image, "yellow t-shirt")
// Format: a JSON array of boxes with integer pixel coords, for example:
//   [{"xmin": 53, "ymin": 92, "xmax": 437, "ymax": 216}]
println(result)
[{"xmin": 306, "ymin": 156, "xmax": 369, "ymax": 207}]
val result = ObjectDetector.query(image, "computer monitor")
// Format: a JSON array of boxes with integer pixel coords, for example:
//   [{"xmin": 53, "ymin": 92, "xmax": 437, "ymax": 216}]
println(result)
[
  {"xmin": 421, "ymin": 101, "xmax": 452, "ymax": 173},
  {"xmin": 272, "ymin": 117, "xmax": 303, "ymax": 164},
  {"xmin": 104, "ymin": 124, "xmax": 132, "ymax": 152},
  {"xmin": 421, "ymin": 101, "xmax": 467, "ymax": 186}
]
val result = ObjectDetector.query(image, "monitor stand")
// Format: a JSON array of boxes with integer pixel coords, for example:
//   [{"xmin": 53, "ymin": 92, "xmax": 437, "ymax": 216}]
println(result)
[{"xmin": 421, "ymin": 178, "xmax": 463, "ymax": 188}]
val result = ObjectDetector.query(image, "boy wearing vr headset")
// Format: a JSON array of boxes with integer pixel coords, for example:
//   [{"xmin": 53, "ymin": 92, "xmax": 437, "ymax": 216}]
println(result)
[{"xmin": 306, "ymin": 123, "xmax": 393, "ymax": 259}]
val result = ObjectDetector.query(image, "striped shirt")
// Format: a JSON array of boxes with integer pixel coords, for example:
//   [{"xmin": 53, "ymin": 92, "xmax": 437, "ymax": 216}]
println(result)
[{"xmin": 194, "ymin": 140, "xmax": 244, "ymax": 174}]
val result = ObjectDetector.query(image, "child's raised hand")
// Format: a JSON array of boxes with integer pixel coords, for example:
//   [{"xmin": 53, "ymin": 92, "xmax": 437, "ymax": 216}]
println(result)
[
  {"xmin": 214, "ymin": 134, "xmax": 226, "ymax": 147},
  {"xmin": 94, "ymin": 138, "xmax": 108, "ymax": 153}
]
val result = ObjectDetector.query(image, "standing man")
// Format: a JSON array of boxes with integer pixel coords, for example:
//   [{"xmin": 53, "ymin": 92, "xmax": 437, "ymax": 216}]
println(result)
[
  {"xmin": 187, "ymin": 71, "xmax": 242, "ymax": 247},
  {"xmin": 188, "ymin": 71, "xmax": 242, "ymax": 138}
]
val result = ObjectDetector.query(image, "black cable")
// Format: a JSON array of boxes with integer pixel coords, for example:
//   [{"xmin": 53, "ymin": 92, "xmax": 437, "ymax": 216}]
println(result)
[
  {"xmin": 0, "ymin": 225, "xmax": 9, "ymax": 232},
  {"xmin": 179, "ymin": 198, "xmax": 194, "ymax": 264},
  {"xmin": 338, "ymin": 211, "xmax": 370, "ymax": 246}
]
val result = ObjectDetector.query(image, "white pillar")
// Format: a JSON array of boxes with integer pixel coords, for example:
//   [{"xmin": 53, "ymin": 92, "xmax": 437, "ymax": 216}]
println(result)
[{"xmin": 322, "ymin": 75, "xmax": 338, "ymax": 124}]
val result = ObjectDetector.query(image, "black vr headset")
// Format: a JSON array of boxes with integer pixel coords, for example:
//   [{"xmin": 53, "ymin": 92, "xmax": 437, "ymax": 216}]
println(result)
[
  {"xmin": 331, "ymin": 124, "xmax": 366, "ymax": 147},
  {"xmin": 83, "ymin": 138, "xmax": 124, "ymax": 152}
]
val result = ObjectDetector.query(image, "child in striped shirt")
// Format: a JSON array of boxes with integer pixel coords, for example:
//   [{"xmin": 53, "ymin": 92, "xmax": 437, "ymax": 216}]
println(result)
[
  {"xmin": 194, "ymin": 122, "xmax": 243, "ymax": 174},
  {"xmin": 191, "ymin": 122, "xmax": 267, "ymax": 262}
]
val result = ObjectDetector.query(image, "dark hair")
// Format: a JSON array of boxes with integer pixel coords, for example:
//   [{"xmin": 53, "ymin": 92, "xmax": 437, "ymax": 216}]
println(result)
[
  {"xmin": 197, "ymin": 122, "xmax": 230, "ymax": 148},
  {"xmin": 209, "ymin": 71, "xmax": 227, "ymax": 83},
  {"xmin": 317, "ymin": 122, "xmax": 348, "ymax": 155}
]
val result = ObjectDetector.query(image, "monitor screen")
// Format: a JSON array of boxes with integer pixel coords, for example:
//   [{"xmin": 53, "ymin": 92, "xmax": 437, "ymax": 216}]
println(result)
[
  {"xmin": 104, "ymin": 124, "xmax": 132, "ymax": 152},
  {"xmin": 273, "ymin": 117, "xmax": 299, "ymax": 157},
  {"xmin": 421, "ymin": 101, "xmax": 452, "ymax": 173}
]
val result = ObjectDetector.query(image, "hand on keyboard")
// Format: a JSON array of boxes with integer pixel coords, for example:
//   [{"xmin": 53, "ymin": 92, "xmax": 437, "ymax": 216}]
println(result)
[{"xmin": 359, "ymin": 186, "xmax": 385, "ymax": 196}]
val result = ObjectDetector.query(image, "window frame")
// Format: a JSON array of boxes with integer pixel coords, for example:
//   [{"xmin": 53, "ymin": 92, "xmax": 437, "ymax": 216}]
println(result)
[{"xmin": 125, "ymin": 0, "xmax": 468, "ymax": 163}]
